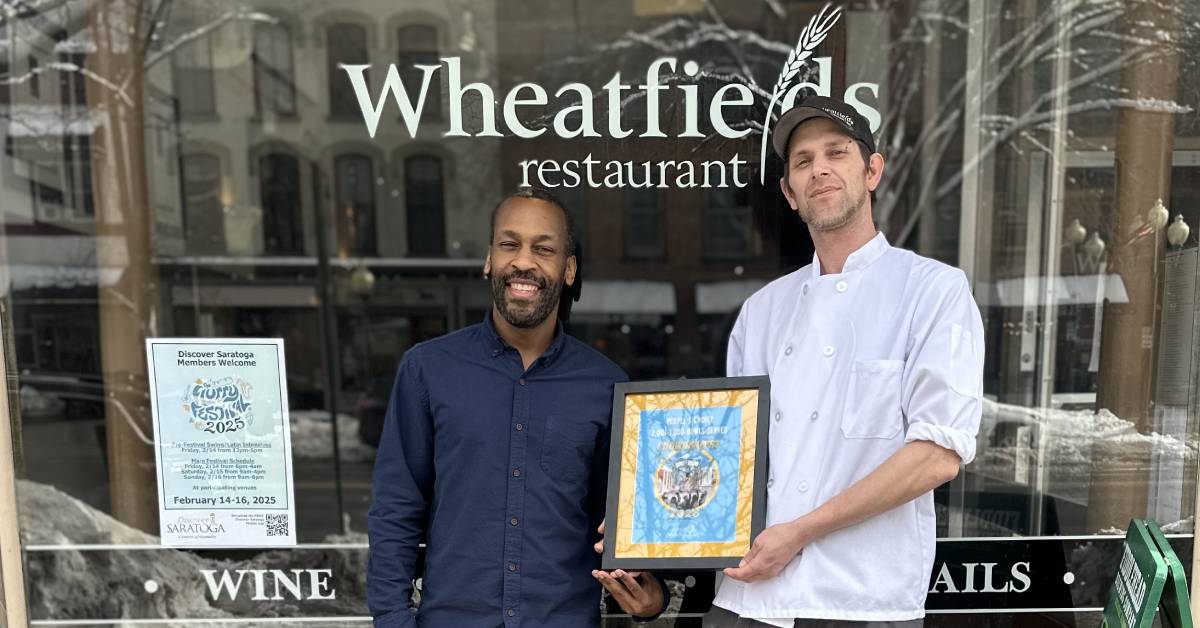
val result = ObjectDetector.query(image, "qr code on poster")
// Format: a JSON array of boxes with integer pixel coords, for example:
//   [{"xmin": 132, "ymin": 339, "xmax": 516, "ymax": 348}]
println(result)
[{"xmin": 266, "ymin": 514, "xmax": 289, "ymax": 537}]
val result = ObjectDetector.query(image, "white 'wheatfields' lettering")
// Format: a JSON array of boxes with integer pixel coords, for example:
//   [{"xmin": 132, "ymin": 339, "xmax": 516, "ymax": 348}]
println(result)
[{"xmin": 339, "ymin": 56, "xmax": 881, "ymax": 142}]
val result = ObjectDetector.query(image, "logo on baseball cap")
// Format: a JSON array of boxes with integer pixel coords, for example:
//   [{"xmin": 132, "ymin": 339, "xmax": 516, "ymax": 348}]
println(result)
[{"xmin": 772, "ymin": 95, "xmax": 876, "ymax": 159}]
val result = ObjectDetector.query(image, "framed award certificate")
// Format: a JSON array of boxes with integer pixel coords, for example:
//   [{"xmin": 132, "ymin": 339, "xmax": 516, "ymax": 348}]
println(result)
[{"xmin": 601, "ymin": 376, "xmax": 770, "ymax": 570}]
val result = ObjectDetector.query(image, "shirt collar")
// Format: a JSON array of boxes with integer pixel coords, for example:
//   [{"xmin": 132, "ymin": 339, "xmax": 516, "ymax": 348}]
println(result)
[
  {"xmin": 482, "ymin": 310, "xmax": 567, "ymax": 364},
  {"xmin": 810, "ymin": 231, "xmax": 890, "ymax": 279}
]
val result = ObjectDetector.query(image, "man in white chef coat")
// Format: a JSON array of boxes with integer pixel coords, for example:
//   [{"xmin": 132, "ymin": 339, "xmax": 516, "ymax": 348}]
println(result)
[{"xmin": 703, "ymin": 95, "xmax": 985, "ymax": 628}]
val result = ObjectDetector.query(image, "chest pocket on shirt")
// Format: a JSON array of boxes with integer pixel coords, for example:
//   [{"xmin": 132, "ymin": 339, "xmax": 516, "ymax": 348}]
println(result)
[
  {"xmin": 842, "ymin": 359, "xmax": 904, "ymax": 439},
  {"xmin": 540, "ymin": 417, "xmax": 597, "ymax": 482}
]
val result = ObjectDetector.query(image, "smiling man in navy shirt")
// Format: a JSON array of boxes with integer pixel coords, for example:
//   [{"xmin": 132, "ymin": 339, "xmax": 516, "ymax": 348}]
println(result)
[{"xmin": 367, "ymin": 188, "xmax": 667, "ymax": 628}]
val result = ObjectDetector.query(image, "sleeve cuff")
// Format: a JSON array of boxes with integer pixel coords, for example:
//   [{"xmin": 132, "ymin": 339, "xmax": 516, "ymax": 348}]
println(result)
[
  {"xmin": 632, "ymin": 572, "xmax": 671, "ymax": 623},
  {"xmin": 905, "ymin": 422, "xmax": 976, "ymax": 465}
]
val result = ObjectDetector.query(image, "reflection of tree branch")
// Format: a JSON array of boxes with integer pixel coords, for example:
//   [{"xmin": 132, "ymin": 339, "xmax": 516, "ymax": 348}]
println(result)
[
  {"xmin": 106, "ymin": 396, "xmax": 156, "ymax": 445},
  {"xmin": 892, "ymin": 122, "xmax": 959, "ymax": 245},
  {"xmin": 139, "ymin": 0, "xmax": 173, "ymax": 60},
  {"xmin": 879, "ymin": 1, "xmax": 1188, "ymax": 229},
  {"xmin": 935, "ymin": 47, "xmax": 1184, "ymax": 202},
  {"xmin": 141, "ymin": 7, "xmax": 276, "ymax": 71},
  {"xmin": 4, "ymin": 3, "xmax": 277, "ymax": 109},
  {"xmin": 585, "ymin": 18, "xmax": 791, "ymax": 60},
  {"xmin": 0, "ymin": 62, "xmax": 134, "ymax": 105},
  {"xmin": 760, "ymin": 0, "xmax": 784, "ymax": 19},
  {"xmin": 699, "ymin": 0, "xmax": 757, "ymax": 86}
]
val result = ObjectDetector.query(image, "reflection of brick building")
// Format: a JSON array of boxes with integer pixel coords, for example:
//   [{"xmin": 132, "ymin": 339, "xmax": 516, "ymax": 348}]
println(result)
[
  {"xmin": 493, "ymin": 1, "xmax": 821, "ymax": 378},
  {"xmin": 142, "ymin": 0, "xmax": 504, "ymax": 404},
  {"xmin": 2, "ymin": 0, "xmax": 508, "ymax": 538},
  {"xmin": 5, "ymin": 0, "xmax": 507, "ymax": 414},
  {"xmin": 147, "ymin": 1, "xmax": 502, "ymax": 262},
  {"xmin": 9, "ymin": 2, "xmax": 1200, "ymax": 622},
  {"xmin": 8, "ymin": 0, "xmax": 1200, "ymax": 545},
  {"xmin": 1, "ymin": 8, "xmax": 139, "ymax": 387}
]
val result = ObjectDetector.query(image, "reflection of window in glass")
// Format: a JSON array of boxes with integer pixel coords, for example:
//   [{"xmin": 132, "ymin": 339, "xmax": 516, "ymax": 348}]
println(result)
[
  {"xmin": 32, "ymin": 313, "xmax": 100, "ymax": 374},
  {"xmin": 58, "ymin": 52, "xmax": 87, "ymax": 107},
  {"xmin": 703, "ymin": 186, "xmax": 753, "ymax": 261},
  {"xmin": 337, "ymin": 311, "xmax": 446, "ymax": 396},
  {"xmin": 1067, "ymin": 31, "xmax": 1121, "ymax": 140},
  {"xmin": 697, "ymin": 77, "xmax": 723, "ymax": 135},
  {"xmin": 328, "ymin": 23, "xmax": 368, "ymax": 118},
  {"xmin": 568, "ymin": 318, "xmax": 672, "ymax": 380},
  {"xmin": 405, "ymin": 155, "xmax": 445, "ymax": 256},
  {"xmin": 61, "ymin": 135, "xmax": 94, "ymax": 218},
  {"xmin": 398, "ymin": 24, "xmax": 441, "ymax": 119},
  {"xmin": 23, "ymin": 140, "xmax": 93, "ymax": 221},
  {"xmin": 0, "ymin": 23, "xmax": 7, "ymax": 105},
  {"xmin": 254, "ymin": 22, "xmax": 296, "ymax": 116},
  {"xmin": 55, "ymin": 31, "xmax": 87, "ymax": 108},
  {"xmin": 171, "ymin": 36, "xmax": 215, "ymax": 116},
  {"xmin": 540, "ymin": 32, "xmax": 575, "ymax": 85},
  {"xmin": 1169, "ymin": 165, "xmax": 1200, "ymax": 228},
  {"xmin": 28, "ymin": 159, "xmax": 64, "ymax": 221},
  {"xmin": 624, "ymin": 187, "xmax": 666, "ymax": 260},
  {"xmin": 335, "ymin": 154, "xmax": 377, "ymax": 256},
  {"xmin": 258, "ymin": 153, "xmax": 304, "ymax": 255},
  {"xmin": 29, "ymin": 56, "xmax": 40, "ymax": 98},
  {"xmin": 181, "ymin": 153, "xmax": 226, "ymax": 255},
  {"xmin": 555, "ymin": 186, "xmax": 588, "ymax": 258}
]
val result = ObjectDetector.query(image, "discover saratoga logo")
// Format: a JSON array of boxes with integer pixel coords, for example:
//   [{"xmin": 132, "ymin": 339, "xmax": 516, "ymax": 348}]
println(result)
[{"xmin": 340, "ymin": 4, "xmax": 879, "ymax": 189}]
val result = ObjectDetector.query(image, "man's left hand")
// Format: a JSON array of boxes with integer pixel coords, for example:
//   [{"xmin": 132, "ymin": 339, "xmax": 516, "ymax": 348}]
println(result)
[
  {"xmin": 592, "ymin": 568, "xmax": 665, "ymax": 617},
  {"xmin": 723, "ymin": 520, "xmax": 806, "ymax": 582},
  {"xmin": 592, "ymin": 521, "xmax": 666, "ymax": 617}
]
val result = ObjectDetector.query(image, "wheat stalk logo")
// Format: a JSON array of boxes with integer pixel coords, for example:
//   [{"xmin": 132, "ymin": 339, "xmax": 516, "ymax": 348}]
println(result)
[{"xmin": 759, "ymin": 4, "xmax": 843, "ymax": 184}]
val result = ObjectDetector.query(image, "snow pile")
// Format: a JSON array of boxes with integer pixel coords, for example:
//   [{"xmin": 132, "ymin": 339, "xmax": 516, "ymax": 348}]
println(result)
[
  {"xmin": 19, "ymin": 480, "xmax": 371, "ymax": 624},
  {"xmin": 983, "ymin": 400, "xmax": 1200, "ymax": 467},
  {"xmin": 974, "ymin": 399, "xmax": 1198, "ymax": 501}
]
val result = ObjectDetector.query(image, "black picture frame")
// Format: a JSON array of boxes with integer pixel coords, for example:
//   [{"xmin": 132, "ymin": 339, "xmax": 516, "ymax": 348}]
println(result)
[{"xmin": 601, "ymin": 375, "xmax": 770, "ymax": 570}]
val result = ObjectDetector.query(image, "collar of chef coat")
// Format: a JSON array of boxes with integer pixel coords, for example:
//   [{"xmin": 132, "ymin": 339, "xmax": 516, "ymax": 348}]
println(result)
[{"xmin": 810, "ymin": 231, "xmax": 889, "ymax": 280}]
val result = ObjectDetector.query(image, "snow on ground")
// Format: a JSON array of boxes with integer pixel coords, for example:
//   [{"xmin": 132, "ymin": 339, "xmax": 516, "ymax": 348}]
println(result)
[{"xmin": 19, "ymin": 480, "xmax": 371, "ymax": 625}]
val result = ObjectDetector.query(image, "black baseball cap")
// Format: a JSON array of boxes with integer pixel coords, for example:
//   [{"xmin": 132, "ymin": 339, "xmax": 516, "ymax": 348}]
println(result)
[{"xmin": 772, "ymin": 95, "xmax": 876, "ymax": 159}]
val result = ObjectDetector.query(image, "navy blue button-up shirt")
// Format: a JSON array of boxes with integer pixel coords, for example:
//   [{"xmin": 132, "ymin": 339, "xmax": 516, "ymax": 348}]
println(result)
[{"xmin": 368, "ymin": 313, "xmax": 628, "ymax": 628}]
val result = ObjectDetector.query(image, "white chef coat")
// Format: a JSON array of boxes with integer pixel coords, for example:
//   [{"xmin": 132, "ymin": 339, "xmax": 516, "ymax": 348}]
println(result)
[{"xmin": 712, "ymin": 232, "xmax": 984, "ymax": 623}]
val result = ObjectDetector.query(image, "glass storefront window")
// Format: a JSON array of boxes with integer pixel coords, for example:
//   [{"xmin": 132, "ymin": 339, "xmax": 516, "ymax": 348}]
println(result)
[{"xmin": 2, "ymin": 0, "xmax": 1199, "ymax": 625}]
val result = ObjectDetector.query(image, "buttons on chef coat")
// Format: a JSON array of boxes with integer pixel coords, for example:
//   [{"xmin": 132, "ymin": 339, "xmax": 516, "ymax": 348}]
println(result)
[
  {"xmin": 802, "ymin": 284, "xmax": 809, "ymax": 296},
  {"xmin": 784, "ymin": 346, "xmax": 793, "ymax": 356},
  {"xmin": 767, "ymin": 477, "xmax": 774, "ymax": 488},
  {"xmin": 774, "ymin": 412, "xmax": 782, "ymax": 422},
  {"xmin": 798, "ymin": 481, "xmax": 809, "ymax": 493},
  {"xmin": 810, "ymin": 411, "xmax": 819, "ymax": 421},
  {"xmin": 836, "ymin": 281, "xmax": 848, "ymax": 293},
  {"xmin": 822, "ymin": 346, "xmax": 834, "ymax": 357}
]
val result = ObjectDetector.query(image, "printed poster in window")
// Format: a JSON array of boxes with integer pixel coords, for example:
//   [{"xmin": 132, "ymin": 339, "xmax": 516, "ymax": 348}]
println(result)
[{"xmin": 146, "ymin": 338, "xmax": 296, "ymax": 547}]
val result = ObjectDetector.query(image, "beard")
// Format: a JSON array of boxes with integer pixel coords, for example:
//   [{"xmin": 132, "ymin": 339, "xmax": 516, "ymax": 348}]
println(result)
[
  {"xmin": 794, "ymin": 172, "xmax": 870, "ymax": 232},
  {"xmin": 800, "ymin": 187, "xmax": 867, "ymax": 232},
  {"xmin": 491, "ymin": 268, "xmax": 564, "ymax": 329}
]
